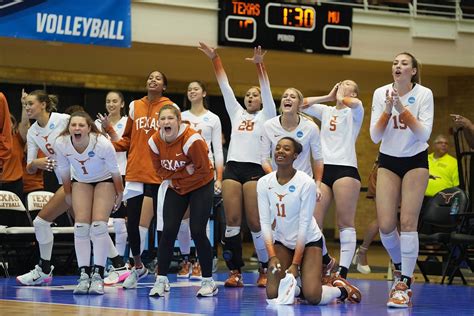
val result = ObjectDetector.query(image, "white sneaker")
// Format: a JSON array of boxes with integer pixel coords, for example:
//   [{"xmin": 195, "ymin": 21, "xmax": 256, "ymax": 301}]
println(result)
[
  {"xmin": 16, "ymin": 265, "xmax": 54, "ymax": 286},
  {"xmin": 197, "ymin": 278, "xmax": 218, "ymax": 297},
  {"xmin": 89, "ymin": 272, "xmax": 105, "ymax": 295},
  {"xmin": 122, "ymin": 266, "xmax": 149, "ymax": 289},
  {"xmin": 149, "ymin": 275, "xmax": 170, "ymax": 297},
  {"xmin": 104, "ymin": 263, "xmax": 131, "ymax": 285},
  {"xmin": 73, "ymin": 271, "xmax": 91, "ymax": 295}
]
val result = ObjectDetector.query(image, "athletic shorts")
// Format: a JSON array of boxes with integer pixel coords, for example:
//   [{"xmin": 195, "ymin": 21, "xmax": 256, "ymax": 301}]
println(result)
[
  {"xmin": 72, "ymin": 177, "xmax": 113, "ymax": 185},
  {"xmin": 321, "ymin": 164, "xmax": 361, "ymax": 188},
  {"xmin": 274, "ymin": 237, "xmax": 323, "ymax": 249},
  {"xmin": 223, "ymin": 161, "xmax": 265, "ymax": 184},
  {"xmin": 144, "ymin": 183, "xmax": 159, "ymax": 198},
  {"xmin": 379, "ymin": 150, "xmax": 428, "ymax": 179}
]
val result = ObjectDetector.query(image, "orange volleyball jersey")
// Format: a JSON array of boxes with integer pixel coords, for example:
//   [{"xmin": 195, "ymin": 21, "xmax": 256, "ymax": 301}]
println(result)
[{"xmin": 149, "ymin": 124, "xmax": 214, "ymax": 195}]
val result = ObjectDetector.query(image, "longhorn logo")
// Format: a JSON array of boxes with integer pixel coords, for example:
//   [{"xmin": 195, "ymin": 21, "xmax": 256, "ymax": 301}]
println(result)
[
  {"xmin": 275, "ymin": 192, "xmax": 287, "ymax": 202},
  {"xmin": 439, "ymin": 191, "xmax": 460, "ymax": 204}
]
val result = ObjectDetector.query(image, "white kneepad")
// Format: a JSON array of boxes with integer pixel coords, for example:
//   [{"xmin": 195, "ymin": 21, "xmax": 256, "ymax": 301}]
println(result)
[
  {"xmin": 90, "ymin": 221, "xmax": 108, "ymax": 237},
  {"xmin": 33, "ymin": 216, "xmax": 54, "ymax": 244},
  {"xmin": 74, "ymin": 223, "xmax": 91, "ymax": 238}
]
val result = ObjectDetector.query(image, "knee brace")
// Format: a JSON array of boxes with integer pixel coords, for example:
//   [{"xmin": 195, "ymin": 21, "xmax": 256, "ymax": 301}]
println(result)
[
  {"xmin": 74, "ymin": 222, "xmax": 91, "ymax": 239},
  {"xmin": 33, "ymin": 216, "xmax": 54, "ymax": 244},
  {"xmin": 223, "ymin": 234, "xmax": 244, "ymax": 270},
  {"xmin": 90, "ymin": 221, "xmax": 108, "ymax": 237}
]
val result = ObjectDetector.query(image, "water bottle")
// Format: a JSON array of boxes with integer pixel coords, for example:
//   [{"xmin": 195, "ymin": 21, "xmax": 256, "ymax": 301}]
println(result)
[{"xmin": 450, "ymin": 196, "xmax": 460, "ymax": 215}]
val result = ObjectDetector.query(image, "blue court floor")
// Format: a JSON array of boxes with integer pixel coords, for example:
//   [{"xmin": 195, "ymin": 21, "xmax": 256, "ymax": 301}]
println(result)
[{"xmin": 1, "ymin": 272, "xmax": 473, "ymax": 315}]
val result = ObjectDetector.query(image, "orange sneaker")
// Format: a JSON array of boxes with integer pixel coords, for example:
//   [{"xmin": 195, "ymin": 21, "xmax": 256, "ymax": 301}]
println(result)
[
  {"xmin": 190, "ymin": 262, "xmax": 202, "ymax": 280},
  {"xmin": 177, "ymin": 261, "xmax": 191, "ymax": 278},
  {"xmin": 387, "ymin": 281, "xmax": 412, "ymax": 308},
  {"xmin": 322, "ymin": 256, "xmax": 337, "ymax": 277},
  {"xmin": 256, "ymin": 267, "xmax": 267, "ymax": 287},
  {"xmin": 332, "ymin": 276, "xmax": 362, "ymax": 303},
  {"xmin": 224, "ymin": 270, "xmax": 244, "ymax": 287}
]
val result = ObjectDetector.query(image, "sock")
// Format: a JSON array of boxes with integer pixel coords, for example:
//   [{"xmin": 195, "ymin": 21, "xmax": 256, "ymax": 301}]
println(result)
[
  {"xmin": 338, "ymin": 286, "xmax": 348, "ymax": 301},
  {"xmin": 380, "ymin": 228, "xmax": 401, "ymax": 265},
  {"xmin": 339, "ymin": 227, "xmax": 356, "ymax": 271},
  {"xmin": 394, "ymin": 262, "xmax": 402, "ymax": 271},
  {"xmin": 319, "ymin": 285, "xmax": 342, "ymax": 305},
  {"xmin": 110, "ymin": 255, "xmax": 125, "ymax": 268},
  {"xmin": 113, "ymin": 218, "xmax": 128, "ymax": 257},
  {"xmin": 91, "ymin": 221, "xmax": 109, "ymax": 268},
  {"xmin": 400, "ymin": 231, "xmax": 419, "ymax": 280},
  {"xmin": 39, "ymin": 259, "xmax": 51, "ymax": 274},
  {"xmin": 74, "ymin": 223, "xmax": 91, "ymax": 268},
  {"xmin": 251, "ymin": 231, "xmax": 268, "ymax": 263},
  {"xmin": 337, "ymin": 266, "xmax": 349, "ymax": 279}
]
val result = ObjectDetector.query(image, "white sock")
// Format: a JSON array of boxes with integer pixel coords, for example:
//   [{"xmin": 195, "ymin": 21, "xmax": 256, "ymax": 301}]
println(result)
[
  {"xmin": 380, "ymin": 228, "xmax": 401, "ymax": 265},
  {"xmin": 91, "ymin": 221, "xmax": 109, "ymax": 267},
  {"xmin": 251, "ymin": 231, "xmax": 268, "ymax": 263},
  {"xmin": 339, "ymin": 227, "xmax": 357, "ymax": 269},
  {"xmin": 113, "ymin": 218, "xmax": 128, "ymax": 257},
  {"xmin": 319, "ymin": 285, "xmax": 341, "ymax": 305},
  {"xmin": 401, "ymin": 231, "xmax": 419, "ymax": 278},
  {"xmin": 74, "ymin": 223, "xmax": 91, "ymax": 268},
  {"xmin": 177, "ymin": 219, "xmax": 191, "ymax": 257}
]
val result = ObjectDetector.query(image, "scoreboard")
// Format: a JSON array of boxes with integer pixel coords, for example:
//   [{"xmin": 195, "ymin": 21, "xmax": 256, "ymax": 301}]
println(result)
[{"xmin": 218, "ymin": 0, "xmax": 353, "ymax": 55}]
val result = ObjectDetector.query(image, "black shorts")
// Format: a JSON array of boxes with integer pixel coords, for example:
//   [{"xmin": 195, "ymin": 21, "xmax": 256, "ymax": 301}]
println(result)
[
  {"xmin": 379, "ymin": 150, "xmax": 428, "ymax": 179},
  {"xmin": 72, "ymin": 177, "xmax": 113, "ymax": 186},
  {"xmin": 274, "ymin": 237, "xmax": 323, "ymax": 249},
  {"xmin": 223, "ymin": 161, "xmax": 265, "ymax": 184},
  {"xmin": 144, "ymin": 183, "xmax": 160, "ymax": 198},
  {"xmin": 111, "ymin": 176, "xmax": 126, "ymax": 218},
  {"xmin": 321, "ymin": 164, "xmax": 361, "ymax": 188}
]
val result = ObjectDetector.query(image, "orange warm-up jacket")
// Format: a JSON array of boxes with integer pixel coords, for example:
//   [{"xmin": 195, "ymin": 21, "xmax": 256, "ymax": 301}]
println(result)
[
  {"xmin": 113, "ymin": 96, "xmax": 174, "ymax": 184},
  {"xmin": 149, "ymin": 124, "xmax": 214, "ymax": 195}
]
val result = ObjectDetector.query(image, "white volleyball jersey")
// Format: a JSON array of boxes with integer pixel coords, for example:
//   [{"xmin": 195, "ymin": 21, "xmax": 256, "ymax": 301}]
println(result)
[
  {"xmin": 257, "ymin": 170, "xmax": 321, "ymax": 250},
  {"xmin": 370, "ymin": 83, "xmax": 434, "ymax": 157},
  {"xmin": 261, "ymin": 115, "xmax": 323, "ymax": 177},
  {"xmin": 54, "ymin": 133, "xmax": 120, "ymax": 183},
  {"xmin": 181, "ymin": 110, "xmax": 223, "ymax": 169},
  {"xmin": 95, "ymin": 116, "xmax": 128, "ymax": 175},
  {"xmin": 27, "ymin": 112, "xmax": 71, "ymax": 183},
  {"xmin": 218, "ymin": 84, "xmax": 276, "ymax": 165},
  {"xmin": 303, "ymin": 103, "xmax": 363, "ymax": 168}
]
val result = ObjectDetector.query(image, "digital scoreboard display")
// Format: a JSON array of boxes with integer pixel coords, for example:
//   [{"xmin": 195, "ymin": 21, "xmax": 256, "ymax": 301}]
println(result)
[{"xmin": 218, "ymin": 0, "xmax": 353, "ymax": 55}]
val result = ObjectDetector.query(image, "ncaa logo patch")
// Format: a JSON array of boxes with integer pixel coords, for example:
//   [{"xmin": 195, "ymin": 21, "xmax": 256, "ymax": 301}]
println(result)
[
  {"xmin": 408, "ymin": 96, "xmax": 416, "ymax": 104},
  {"xmin": 88, "ymin": 151, "xmax": 95, "ymax": 158},
  {"xmin": 204, "ymin": 117, "xmax": 209, "ymax": 122},
  {"xmin": 117, "ymin": 123, "xmax": 123, "ymax": 129},
  {"xmin": 49, "ymin": 123, "xmax": 55, "ymax": 129},
  {"xmin": 296, "ymin": 131, "xmax": 303, "ymax": 138},
  {"xmin": 289, "ymin": 185, "xmax": 296, "ymax": 193}
]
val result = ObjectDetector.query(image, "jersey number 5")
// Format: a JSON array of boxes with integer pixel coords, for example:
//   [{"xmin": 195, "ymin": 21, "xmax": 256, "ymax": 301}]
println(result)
[
  {"xmin": 276, "ymin": 203, "xmax": 286, "ymax": 217},
  {"xmin": 238, "ymin": 120, "xmax": 255, "ymax": 132},
  {"xmin": 329, "ymin": 116, "xmax": 338, "ymax": 131}
]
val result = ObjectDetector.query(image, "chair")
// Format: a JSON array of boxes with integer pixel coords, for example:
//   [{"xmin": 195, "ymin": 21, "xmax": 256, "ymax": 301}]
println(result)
[
  {"xmin": 0, "ymin": 190, "xmax": 34, "ymax": 277},
  {"xmin": 416, "ymin": 187, "xmax": 470, "ymax": 283},
  {"xmin": 443, "ymin": 207, "xmax": 473, "ymax": 285}
]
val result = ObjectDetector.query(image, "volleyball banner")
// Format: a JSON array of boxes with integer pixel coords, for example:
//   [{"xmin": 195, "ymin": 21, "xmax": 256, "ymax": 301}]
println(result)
[{"xmin": 0, "ymin": 0, "xmax": 131, "ymax": 47}]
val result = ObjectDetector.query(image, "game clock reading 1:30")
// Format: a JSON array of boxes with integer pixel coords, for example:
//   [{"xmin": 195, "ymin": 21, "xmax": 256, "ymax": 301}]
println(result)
[{"xmin": 218, "ymin": 0, "xmax": 353, "ymax": 55}]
